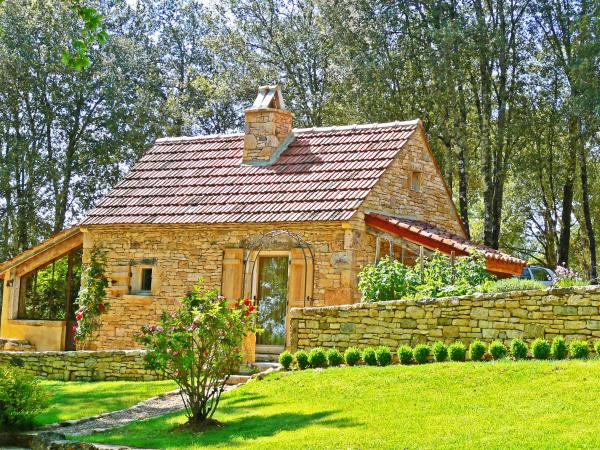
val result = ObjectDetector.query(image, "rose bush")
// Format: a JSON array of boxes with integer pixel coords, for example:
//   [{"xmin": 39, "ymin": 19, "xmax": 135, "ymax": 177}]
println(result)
[{"xmin": 136, "ymin": 281, "xmax": 259, "ymax": 427}]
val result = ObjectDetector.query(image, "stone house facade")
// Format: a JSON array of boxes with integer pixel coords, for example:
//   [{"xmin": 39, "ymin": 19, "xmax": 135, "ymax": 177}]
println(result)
[{"xmin": 0, "ymin": 85, "xmax": 525, "ymax": 358}]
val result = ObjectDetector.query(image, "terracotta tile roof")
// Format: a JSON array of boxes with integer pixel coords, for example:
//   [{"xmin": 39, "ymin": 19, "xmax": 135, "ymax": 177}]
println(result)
[
  {"xmin": 82, "ymin": 121, "xmax": 419, "ymax": 225},
  {"xmin": 365, "ymin": 213, "xmax": 526, "ymax": 267}
]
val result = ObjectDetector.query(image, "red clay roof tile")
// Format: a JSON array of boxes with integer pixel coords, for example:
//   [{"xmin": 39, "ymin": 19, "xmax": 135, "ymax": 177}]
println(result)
[{"xmin": 82, "ymin": 121, "xmax": 419, "ymax": 225}]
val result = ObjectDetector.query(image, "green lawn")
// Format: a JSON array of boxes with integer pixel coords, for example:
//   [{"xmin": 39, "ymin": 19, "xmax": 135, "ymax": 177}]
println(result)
[
  {"xmin": 75, "ymin": 360, "xmax": 600, "ymax": 449},
  {"xmin": 37, "ymin": 380, "xmax": 177, "ymax": 426}
]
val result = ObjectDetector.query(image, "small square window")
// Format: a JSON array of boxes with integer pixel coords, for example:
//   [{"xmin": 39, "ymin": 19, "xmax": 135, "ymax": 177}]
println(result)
[
  {"xmin": 411, "ymin": 172, "xmax": 421, "ymax": 192},
  {"xmin": 141, "ymin": 268, "xmax": 153, "ymax": 292}
]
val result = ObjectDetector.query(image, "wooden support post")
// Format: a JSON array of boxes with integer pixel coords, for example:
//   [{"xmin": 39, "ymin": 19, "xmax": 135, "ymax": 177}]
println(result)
[
  {"xmin": 375, "ymin": 237, "xmax": 381, "ymax": 264},
  {"xmin": 420, "ymin": 246, "xmax": 424, "ymax": 283}
]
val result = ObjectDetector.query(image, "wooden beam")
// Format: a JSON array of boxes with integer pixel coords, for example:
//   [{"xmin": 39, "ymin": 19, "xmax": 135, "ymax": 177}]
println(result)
[{"xmin": 16, "ymin": 234, "xmax": 83, "ymax": 276}]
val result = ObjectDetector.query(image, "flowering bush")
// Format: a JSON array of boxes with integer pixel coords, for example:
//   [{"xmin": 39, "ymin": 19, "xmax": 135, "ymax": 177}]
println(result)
[
  {"xmin": 358, "ymin": 251, "xmax": 492, "ymax": 302},
  {"xmin": 555, "ymin": 265, "xmax": 587, "ymax": 287},
  {"xmin": 74, "ymin": 247, "xmax": 109, "ymax": 347},
  {"xmin": 136, "ymin": 281, "xmax": 259, "ymax": 427}
]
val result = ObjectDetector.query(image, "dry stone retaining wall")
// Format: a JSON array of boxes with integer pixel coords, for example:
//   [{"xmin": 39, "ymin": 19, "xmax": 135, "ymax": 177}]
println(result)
[
  {"xmin": 290, "ymin": 286, "xmax": 600, "ymax": 351},
  {"xmin": 0, "ymin": 350, "xmax": 158, "ymax": 381}
]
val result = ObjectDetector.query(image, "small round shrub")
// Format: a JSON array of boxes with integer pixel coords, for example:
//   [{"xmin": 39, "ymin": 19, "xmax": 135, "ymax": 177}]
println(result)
[
  {"xmin": 551, "ymin": 336, "xmax": 568, "ymax": 360},
  {"xmin": 468, "ymin": 340, "xmax": 486, "ymax": 361},
  {"xmin": 413, "ymin": 344, "xmax": 430, "ymax": 364},
  {"xmin": 278, "ymin": 351, "xmax": 293, "ymax": 370},
  {"xmin": 431, "ymin": 341, "xmax": 448, "ymax": 362},
  {"xmin": 531, "ymin": 338, "xmax": 551, "ymax": 360},
  {"xmin": 375, "ymin": 346, "xmax": 393, "ymax": 366},
  {"xmin": 448, "ymin": 342, "xmax": 467, "ymax": 362},
  {"xmin": 570, "ymin": 340, "xmax": 590, "ymax": 359},
  {"xmin": 0, "ymin": 366, "xmax": 48, "ymax": 429},
  {"xmin": 595, "ymin": 340, "xmax": 600, "ymax": 356},
  {"xmin": 308, "ymin": 347, "xmax": 328, "ymax": 368},
  {"xmin": 510, "ymin": 339, "xmax": 528, "ymax": 359},
  {"xmin": 488, "ymin": 341, "xmax": 507, "ymax": 360},
  {"xmin": 295, "ymin": 350, "xmax": 309, "ymax": 370},
  {"xmin": 327, "ymin": 348, "xmax": 344, "ymax": 367},
  {"xmin": 397, "ymin": 345, "xmax": 413, "ymax": 365},
  {"xmin": 362, "ymin": 347, "xmax": 377, "ymax": 366},
  {"xmin": 344, "ymin": 347, "xmax": 361, "ymax": 366}
]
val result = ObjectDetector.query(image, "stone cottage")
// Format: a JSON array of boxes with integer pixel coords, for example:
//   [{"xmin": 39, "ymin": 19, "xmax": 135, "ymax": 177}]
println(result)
[{"xmin": 0, "ymin": 85, "xmax": 525, "ymax": 359}]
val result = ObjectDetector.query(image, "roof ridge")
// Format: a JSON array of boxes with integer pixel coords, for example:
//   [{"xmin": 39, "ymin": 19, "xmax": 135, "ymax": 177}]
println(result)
[{"xmin": 154, "ymin": 119, "xmax": 421, "ymax": 145}]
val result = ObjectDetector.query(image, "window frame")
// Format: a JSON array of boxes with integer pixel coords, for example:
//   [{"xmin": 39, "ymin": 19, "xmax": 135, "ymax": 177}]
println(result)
[{"xmin": 410, "ymin": 171, "xmax": 422, "ymax": 192}]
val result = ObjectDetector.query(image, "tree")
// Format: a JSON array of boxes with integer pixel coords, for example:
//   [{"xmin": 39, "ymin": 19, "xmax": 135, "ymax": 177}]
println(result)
[{"xmin": 136, "ymin": 282, "xmax": 259, "ymax": 427}]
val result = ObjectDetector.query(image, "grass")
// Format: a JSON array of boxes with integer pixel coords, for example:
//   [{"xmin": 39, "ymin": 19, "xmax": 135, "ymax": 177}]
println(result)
[
  {"xmin": 75, "ymin": 360, "xmax": 600, "ymax": 449},
  {"xmin": 36, "ymin": 380, "xmax": 177, "ymax": 426}
]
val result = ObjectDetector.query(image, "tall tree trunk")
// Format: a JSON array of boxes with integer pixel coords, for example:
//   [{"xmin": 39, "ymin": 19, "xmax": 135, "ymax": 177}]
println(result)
[
  {"xmin": 579, "ymin": 145, "xmax": 597, "ymax": 281},
  {"xmin": 557, "ymin": 119, "xmax": 578, "ymax": 266}
]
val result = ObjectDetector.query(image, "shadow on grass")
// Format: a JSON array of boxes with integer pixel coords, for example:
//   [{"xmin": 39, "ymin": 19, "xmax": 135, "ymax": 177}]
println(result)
[
  {"xmin": 87, "ymin": 409, "xmax": 359, "ymax": 449},
  {"xmin": 218, "ymin": 393, "xmax": 272, "ymax": 413}
]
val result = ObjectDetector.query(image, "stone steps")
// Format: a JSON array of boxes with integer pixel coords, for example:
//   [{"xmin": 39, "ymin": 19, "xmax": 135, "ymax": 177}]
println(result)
[{"xmin": 0, "ymin": 338, "xmax": 36, "ymax": 352}]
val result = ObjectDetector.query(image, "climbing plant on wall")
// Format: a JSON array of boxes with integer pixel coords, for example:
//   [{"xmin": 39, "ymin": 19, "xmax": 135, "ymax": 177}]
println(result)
[{"xmin": 74, "ymin": 246, "xmax": 109, "ymax": 348}]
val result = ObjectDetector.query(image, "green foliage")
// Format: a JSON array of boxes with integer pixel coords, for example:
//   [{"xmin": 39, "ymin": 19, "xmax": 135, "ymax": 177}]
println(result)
[
  {"xmin": 0, "ymin": 365, "xmax": 48, "ymax": 430},
  {"xmin": 359, "ymin": 252, "xmax": 492, "ymax": 302},
  {"xmin": 413, "ymin": 344, "xmax": 430, "ymax": 364},
  {"xmin": 375, "ymin": 346, "xmax": 392, "ymax": 366},
  {"xmin": 531, "ymin": 339, "xmax": 551, "ymax": 360},
  {"xmin": 135, "ymin": 281, "xmax": 259, "ymax": 425},
  {"xmin": 75, "ymin": 247, "xmax": 109, "ymax": 347},
  {"xmin": 479, "ymin": 278, "xmax": 546, "ymax": 293},
  {"xmin": 308, "ymin": 348, "xmax": 328, "ymax": 368},
  {"xmin": 397, "ymin": 345, "xmax": 413, "ymax": 365},
  {"xmin": 551, "ymin": 336, "xmax": 569, "ymax": 360},
  {"xmin": 362, "ymin": 347, "xmax": 377, "ymax": 366},
  {"xmin": 295, "ymin": 351, "xmax": 310, "ymax": 370},
  {"xmin": 278, "ymin": 351, "xmax": 293, "ymax": 370},
  {"xmin": 488, "ymin": 341, "xmax": 508, "ymax": 360},
  {"xmin": 595, "ymin": 340, "xmax": 600, "ymax": 356},
  {"xmin": 326, "ymin": 348, "xmax": 344, "ymax": 367},
  {"xmin": 469, "ymin": 340, "xmax": 486, "ymax": 361},
  {"xmin": 569, "ymin": 340, "xmax": 590, "ymax": 359},
  {"xmin": 431, "ymin": 341, "xmax": 448, "ymax": 362},
  {"xmin": 448, "ymin": 342, "xmax": 467, "ymax": 362},
  {"xmin": 62, "ymin": 3, "xmax": 108, "ymax": 70},
  {"xmin": 510, "ymin": 339, "xmax": 529, "ymax": 359},
  {"xmin": 344, "ymin": 347, "xmax": 361, "ymax": 366}
]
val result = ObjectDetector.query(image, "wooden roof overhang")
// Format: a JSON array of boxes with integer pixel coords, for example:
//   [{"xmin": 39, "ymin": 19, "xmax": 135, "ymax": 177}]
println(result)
[
  {"xmin": 0, "ymin": 226, "xmax": 83, "ymax": 277},
  {"xmin": 365, "ymin": 213, "xmax": 526, "ymax": 276}
]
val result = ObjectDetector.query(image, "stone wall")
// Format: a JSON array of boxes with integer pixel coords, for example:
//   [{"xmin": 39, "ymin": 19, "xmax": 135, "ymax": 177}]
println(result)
[
  {"xmin": 0, "ymin": 350, "xmax": 158, "ymax": 381},
  {"xmin": 85, "ymin": 221, "xmax": 358, "ymax": 349},
  {"xmin": 290, "ymin": 286, "xmax": 600, "ymax": 351}
]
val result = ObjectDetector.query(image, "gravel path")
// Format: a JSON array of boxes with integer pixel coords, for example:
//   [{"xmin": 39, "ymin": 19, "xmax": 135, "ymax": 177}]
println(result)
[{"xmin": 49, "ymin": 384, "xmax": 240, "ymax": 436}]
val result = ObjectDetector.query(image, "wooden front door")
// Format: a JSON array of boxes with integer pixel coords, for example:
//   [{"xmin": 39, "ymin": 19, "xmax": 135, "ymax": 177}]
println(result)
[{"xmin": 256, "ymin": 256, "xmax": 289, "ymax": 346}]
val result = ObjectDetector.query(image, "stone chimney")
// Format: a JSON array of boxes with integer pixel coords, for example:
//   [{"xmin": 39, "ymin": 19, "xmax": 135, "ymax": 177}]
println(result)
[{"xmin": 243, "ymin": 85, "xmax": 293, "ymax": 165}]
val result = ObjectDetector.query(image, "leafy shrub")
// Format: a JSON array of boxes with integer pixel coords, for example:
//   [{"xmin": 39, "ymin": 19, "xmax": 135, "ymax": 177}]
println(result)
[
  {"xmin": 358, "ymin": 251, "xmax": 492, "ymax": 302},
  {"xmin": 510, "ymin": 339, "xmax": 528, "ymax": 359},
  {"xmin": 413, "ymin": 344, "xmax": 430, "ymax": 364},
  {"xmin": 308, "ymin": 348, "xmax": 328, "ymax": 368},
  {"xmin": 326, "ymin": 348, "xmax": 344, "ymax": 367},
  {"xmin": 397, "ymin": 345, "xmax": 414, "ymax": 365},
  {"xmin": 488, "ymin": 341, "xmax": 508, "ymax": 360},
  {"xmin": 0, "ymin": 365, "xmax": 48, "ymax": 430},
  {"xmin": 278, "ymin": 351, "xmax": 293, "ymax": 370},
  {"xmin": 375, "ymin": 346, "xmax": 393, "ymax": 366},
  {"xmin": 431, "ymin": 341, "xmax": 448, "ymax": 362},
  {"xmin": 136, "ymin": 282, "xmax": 259, "ymax": 426},
  {"xmin": 295, "ymin": 350, "xmax": 309, "ymax": 370},
  {"xmin": 344, "ymin": 347, "xmax": 361, "ymax": 366},
  {"xmin": 469, "ymin": 340, "xmax": 486, "ymax": 361},
  {"xmin": 327, "ymin": 348, "xmax": 344, "ymax": 367},
  {"xmin": 570, "ymin": 340, "xmax": 590, "ymax": 359},
  {"xmin": 595, "ymin": 340, "xmax": 600, "ymax": 356},
  {"xmin": 362, "ymin": 347, "xmax": 378, "ymax": 366},
  {"xmin": 555, "ymin": 265, "xmax": 587, "ymax": 287},
  {"xmin": 551, "ymin": 336, "xmax": 568, "ymax": 360},
  {"xmin": 448, "ymin": 342, "xmax": 467, "ymax": 362},
  {"xmin": 479, "ymin": 278, "xmax": 545, "ymax": 293},
  {"xmin": 531, "ymin": 338, "xmax": 551, "ymax": 360}
]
